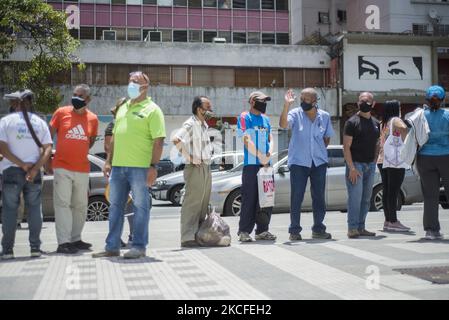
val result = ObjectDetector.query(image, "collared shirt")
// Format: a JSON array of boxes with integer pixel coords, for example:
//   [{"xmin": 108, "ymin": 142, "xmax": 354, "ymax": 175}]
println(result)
[
  {"xmin": 419, "ymin": 107, "xmax": 449, "ymax": 156},
  {"xmin": 112, "ymin": 97, "xmax": 166, "ymax": 168},
  {"xmin": 175, "ymin": 115, "xmax": 212, "ymax": 164},
  {"xmin": 287, "ymin": 107, "xmax": 334, "ymax": 168}
]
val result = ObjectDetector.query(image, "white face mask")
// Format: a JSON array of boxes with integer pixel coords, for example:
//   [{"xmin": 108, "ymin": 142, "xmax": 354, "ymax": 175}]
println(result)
[{"xmin": 127, "ymin": 82, "xmax": 141, "ymax": 99}]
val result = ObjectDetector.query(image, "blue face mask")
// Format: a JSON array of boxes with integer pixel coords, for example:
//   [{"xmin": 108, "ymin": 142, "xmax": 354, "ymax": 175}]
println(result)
[{"xmin": 127, "ymin": 82, "xmax": 141, "ymax": 99}]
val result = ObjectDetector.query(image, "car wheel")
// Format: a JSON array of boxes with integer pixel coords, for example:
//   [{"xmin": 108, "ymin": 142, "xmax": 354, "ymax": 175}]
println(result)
[
  {"xmin": 87, "ymin": 196, "xmax": 109, "ymax": 221},
  {"xmin": 224, "ymin": 189, "xmax": 242, "ymax": 217},
  {"xmin": 169, "ymin": 185, "xmax": 184, "ymax": 206},
  {"xmin": 370, "ymin": 185, "xmax": 403, "ymax": 212}
]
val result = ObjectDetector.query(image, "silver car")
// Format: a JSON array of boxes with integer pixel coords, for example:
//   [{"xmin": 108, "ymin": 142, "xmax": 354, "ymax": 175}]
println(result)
[
  {"xmin": 152, "ymin": 151, "xmax": 244, "ymax": 205},
  {"xmin": 0, "ymin": 154, "xmax": 110, "ymax": 222},
  {"xmin": 210, "ymin": 146, "xmax": 424, "ymax": 216}
]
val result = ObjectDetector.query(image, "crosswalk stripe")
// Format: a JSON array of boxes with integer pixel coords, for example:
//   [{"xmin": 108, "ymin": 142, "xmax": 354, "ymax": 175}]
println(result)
[{"xmin": 236, "ymin": 244, "xmax": 418, "ymax": 300}]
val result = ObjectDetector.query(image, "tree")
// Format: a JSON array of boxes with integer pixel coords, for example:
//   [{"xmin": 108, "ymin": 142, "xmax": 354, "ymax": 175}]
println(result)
[{"xmin": 0, "ymin": 0, "xmax": 80, "ymax": 113}]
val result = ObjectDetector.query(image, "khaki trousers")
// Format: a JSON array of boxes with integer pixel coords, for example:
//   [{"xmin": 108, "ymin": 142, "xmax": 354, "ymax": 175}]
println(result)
[
  {"xmin": 53, "ymin": 168, "xmax": 89, "ymax": 245},
  {"xmin": 181, "ymin": 164, "xmax": 211, "ymax": 243}
]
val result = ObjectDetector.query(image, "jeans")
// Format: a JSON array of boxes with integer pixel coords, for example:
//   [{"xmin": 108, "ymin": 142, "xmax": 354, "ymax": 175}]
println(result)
[
  {"xmin": 378, "ymin": 164, "xmax": 405, "ymax": 223},
  {"xmin": 238, "ymin": 165, "xmax": 272, "ymax": 235},
  {"xmin": 1, "ymin": 167, "xmax": 43, "ymax": 252},
  {"xmin": 289, "ymin": 163, "xmax": 327, "ymax": 235},
  {"xmin": 105, "ymin": 167, "xmax": 151, "ymax": 252},
  {"xmin": 346, "ymin": 162, "xmax": 376, "ymax": 230}
]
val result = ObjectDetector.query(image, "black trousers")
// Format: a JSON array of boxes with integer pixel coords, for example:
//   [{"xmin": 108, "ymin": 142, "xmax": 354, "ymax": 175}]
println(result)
[
  {"xmin": 238, "ymin": 165, "xmax": 272, "ymax": 235},
  {"xmin": 417, "ymin": 155, "xmax": 449, "ymax": 232},
  {"xmin": 378, "ymin": 164, "xmax": 405, "ymax": 223}
]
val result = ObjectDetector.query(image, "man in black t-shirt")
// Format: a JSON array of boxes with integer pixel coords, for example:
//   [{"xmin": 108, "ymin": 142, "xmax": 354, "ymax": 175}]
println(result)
[{"xmin": 343, "ymin": 92, "xmax": 380, "ymax": 239}]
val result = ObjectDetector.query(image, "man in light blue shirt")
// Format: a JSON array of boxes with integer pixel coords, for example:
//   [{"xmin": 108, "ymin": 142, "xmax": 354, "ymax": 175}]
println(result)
[{"xmin": 279, "ymin": 88, "xmax": 334, "ymax": 241}]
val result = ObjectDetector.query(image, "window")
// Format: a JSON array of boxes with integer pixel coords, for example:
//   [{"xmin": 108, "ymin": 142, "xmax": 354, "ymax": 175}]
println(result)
[
  {"xmin": 276, "ymin": 33, "xmax": 289, "ymax": 45},
  {"xmin": 413, "ymin": 24, "xmax": 428, "ymax": 35},
  {"xmin": 80, "ymin": 27, "xmax": 95, "ymax": 40},
  {"xmin": 172, "ymin": 67, "xmax": 190, "ymax": 85},
  {"xmin": 275, "ymin": 0, "xmax": 288, "ymax": 11},
  {"xmin": 112, "ymin": 28, "xmax": 126, "ymax": 40},
  {"xmin": 203, "ymin": 31, "xmax": 218, "ymax": 42},
  {"xmin": 103, "ymin": 30, "xmax": 117, "ymax": 40},
  {"xmin": 174, "ymin": 0, "xmax": 187, "ymax": 5},
  {"xmin": 218, "ymin": 31, "xmax": 231, "ymax": 42},
  {"xmin": 235, "ymin": 68, "xmax": 259, "ymax": 87},
  {"xmin": 189, "ymin": 30, "xmax": 202, "ymax": 42},
  {"xmin": 248, "ymin": 32, "xmax": 261, "ymax": 44},
  {"xmin": 173, "ymin": 30, "xmax": 188, "ymax": 42},
  {"xmin": 161, "ymin": 29, "xmax": 173, "ymax": 42},
  {"xmin": 96, "ymin": 27, "xmax": 110, "ymax": 40},
  {"xmin": 318, "ymin": 12, "xmax": 330, "ymax": 24},
  {"xmin": 218, "ymin": 0, "xmax": 231, "ymax": 8},
  {"xmin": 304, "ymin": 69, "xmax": 325, "ymax": 87},
  {"xmin": 127, "ymin": 0, "xmax": 142, "ymax": 4},
  {"xmin": 107, "ymin": 64, "xmax": 134, "ymax": 85},
  {"xmin": 233, "ymin": 32, "xmax": 247, "ymax": 43},
  {"xmin": 260, "ymin": 68, "xmax": 284, "ymax": 87},
  {"xmin": 188, "ymin": 0, "xmax": 202, "ymax": 7},
  {"xmin": 143, "ymin": 30, "xmax": 162, "ymax": 41},
  {"xmin": 192, "ymin": 67, "xmax": 235, "ymax": 87},
  {"xmin": 262, "ymin": 0, "xmax": 274, "ymax": 10},
  {"xmin": 285, "ymin": 69, "xmax": 304, "ymax": 88},
  {"xmin": 91, "ymin": 64, "xmax": 107, "ymax": 85},
  {"xmin": 233, "ymin": 0, "xmax": 246, "ymax": 9},
  {"xmin": 140, "ymin": 66, "xmax": 171, "ymax": 85},
  {"xmin": 262, "ymin": 33, "xmax": 275, "ymax": 44},
  {"xmin": 127, "ymin": 28, "xmax": 142, "ymax": 41},
  {"xmin": 143, "ymin": 0, "xmax": 157, "ymax": 4},
  {"xmin": 204, "ymin": 0, "xmax": 217, "ymax": 7},
  {"xmin": 112, "ymin": 0, "xmax": 126, "ymax": 4},
  {"xmin": 337, "ymin": 10, "xmax": 347, "ymax": 23},
  {"xmin": 247, "ymin": 0, "xmax": 260, "ymax": 10},
  {"xmin": 90, "ymin": 162, "xmax": 102, "ymax": 172},
  {"xmin": 328, "ymin": 148, "xmax": 344, "ymax": 167}
]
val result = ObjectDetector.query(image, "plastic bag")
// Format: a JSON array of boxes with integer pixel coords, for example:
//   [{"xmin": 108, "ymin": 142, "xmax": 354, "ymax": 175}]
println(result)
[
  {"xmin": 196, "ymin": 207, "xmax": 231, "ymax": 247},
  {"xmin": 257, "ymin": 166, "xmax": 275, "ymax": 208}
]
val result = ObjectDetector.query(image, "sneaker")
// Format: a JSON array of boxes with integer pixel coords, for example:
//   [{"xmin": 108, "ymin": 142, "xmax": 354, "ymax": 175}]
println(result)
[
  {"xmin": 383, "ymin": 221, "xmax": 391, "ymax": 231},
  {"xmin": 57, "ymin": 243, "xmax": 78, "ymax": 254},
  {"xmin": 92, "ymin": 250, "xmax": 120, "ymax": 258},
  {"xmin": 388, "ymin": 221, "xmax": 411, "ymax": 232},
  {"xmin": 30, "ymin": 249, "xmax": 46, "ymax": 258},
  {"xmin": 289, "ymin": 234, "xmax": 302, "ymax": 241},
  {"xmin": 238, "ymin": 232, "xmax": 253, "ymax": 242},
  {"xmin": 255, "ymin": 231, "xmax": 277, "ymax": 241},
  {"xmin": 124, "ymin": 248, "xmax": 146, "ymax": 259},
  {"xmin": 71, "ymin": 240, "xmax": 92, "ymax": 251},
  {"xmin": 181, "ymin": 240, "xmax": 200, "ymax": 248},
  {"xmin": 424, "ymin": 231, "xmax": 445, "ymax": 240},
  {"xmin": 358, "ymin": 229, "xmax": 376, "ymax": 237},
  {"xmin": 120, "ymin": 240, "xmax": 127, "ymax": 248},
  {"xmin": 1, "ymin": 250, "xmax": 14, "ymax": 260},
  {"xmin": 347, "ymin": 229, "xmax": 360, "ymax": 239},
  {"xmin": 312, "ymin": 231, "xmax": 332, "ymax": 240}
]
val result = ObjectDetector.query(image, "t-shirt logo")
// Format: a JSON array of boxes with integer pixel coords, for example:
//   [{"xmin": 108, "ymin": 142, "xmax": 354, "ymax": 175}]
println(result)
[{"xmin": 65, "ymin": 124, "xmax": 88, "ymax": 141}]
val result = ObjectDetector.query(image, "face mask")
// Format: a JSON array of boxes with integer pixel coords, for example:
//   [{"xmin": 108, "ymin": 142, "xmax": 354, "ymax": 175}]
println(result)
[
  {"xmin": 72, "ymin": 96, "xmax": 86, "ymax": 110},
  {"xmin": 254, "ymin": 100, "xmax": 267, "ymax": 114},
  {"xmin": 127, "ymin": 82, "xmax": 141, "ymax": 99},
  {"xmin": 359, "ymin": 102, "xmax": 373, "ymax": 113},
  {"xmin": 203, "ymin": 110, "xmax": 215, "ymax": 121},
  {"xmin": 301, "ymin": 102, "xmax": 315, "ymax": 112}
]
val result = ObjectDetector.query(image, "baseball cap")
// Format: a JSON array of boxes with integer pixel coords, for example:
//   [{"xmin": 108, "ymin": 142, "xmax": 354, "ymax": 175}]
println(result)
[
  {"xmin": 426, "ymin": 85, "xmax": 445, "ymax": 100},
  {"xmin": 3, "ymin": 89, "xmax": 34, "ymax": 101},
  {"xmin": 249, "ymin": 91, "xmax": 271, "ymax": 103}
]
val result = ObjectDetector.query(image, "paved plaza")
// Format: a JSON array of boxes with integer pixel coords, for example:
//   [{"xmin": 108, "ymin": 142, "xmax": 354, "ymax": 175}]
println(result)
[{"xmin": 1, "ymin": 202, "xmax": 449, "ymax": 300}]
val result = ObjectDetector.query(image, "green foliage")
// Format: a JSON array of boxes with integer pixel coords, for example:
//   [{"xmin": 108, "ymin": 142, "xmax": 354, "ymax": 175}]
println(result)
[{"xmin": 0, "ymin": 0, "xmax": 79, "ymax": 113}]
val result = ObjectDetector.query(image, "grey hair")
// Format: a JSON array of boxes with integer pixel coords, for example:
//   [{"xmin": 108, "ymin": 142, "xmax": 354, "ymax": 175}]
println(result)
[
  {"xmin": 359, "ymin": 92, "xmax": 374, "ymax": 101},
  {"xmin": 75, "ymin": 84, "xmax": 91, "ymax": 97},
  {"xmin": 300, "ymin": 88, "xmax": 318, "ymax": 100}
]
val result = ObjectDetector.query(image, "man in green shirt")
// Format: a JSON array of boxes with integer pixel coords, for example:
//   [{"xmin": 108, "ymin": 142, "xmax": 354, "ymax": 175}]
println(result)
[{"xmin": 93, "ymin": 71, "xmax": 166, "ymax": 259}]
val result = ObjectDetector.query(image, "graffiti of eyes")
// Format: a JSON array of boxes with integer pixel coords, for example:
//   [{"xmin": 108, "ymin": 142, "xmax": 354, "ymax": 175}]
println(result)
[{"xmin": 388, "ymin": 68, "xmax": 406, "ymax": 76}]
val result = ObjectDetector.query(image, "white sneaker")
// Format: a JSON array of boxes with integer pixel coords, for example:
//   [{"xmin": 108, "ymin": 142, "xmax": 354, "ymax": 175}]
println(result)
[
  {"xmin": 124, "ymin": 248, "xmax": 146, "ymax": 259},
  {"xmin": 238, "ymin": 232, "xmax": 253, "ymax": 242}
]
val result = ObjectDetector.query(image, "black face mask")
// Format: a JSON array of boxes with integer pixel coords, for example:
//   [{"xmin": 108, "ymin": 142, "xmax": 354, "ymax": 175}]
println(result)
[
  {"xmin": 72, "ymin": 96, "xmax": 87, "ymax": 110},
  {"xmin": 254, "ymin": 100, "xmax": 267, "ymax": 114},
  {"xmin": 301, "ymin": 102, "xmax": 315, "ymax": 112},
  {"xmin": 359, "ymin": 102, "xmax": 373, "ymax": 113}
]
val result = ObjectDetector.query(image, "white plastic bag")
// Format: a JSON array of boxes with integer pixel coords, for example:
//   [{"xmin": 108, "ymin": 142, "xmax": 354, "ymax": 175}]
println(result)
[
  {"xmin": 257, "ymin": 166, "xmax": 275, "ymax": 208},
  {"xmin": 196, "ymin": 207, "xmax": 231, "ymax": 247}
]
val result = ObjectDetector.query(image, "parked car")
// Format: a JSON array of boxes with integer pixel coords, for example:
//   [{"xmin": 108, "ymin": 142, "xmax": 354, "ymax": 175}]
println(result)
[
  {"xmin": 209, "ymin": 146, "xmax": 424, "ymax": 216},
  {"xmin": 152, "ymin": 151, "xmax": 244, "ymax": 205},
  {"xmin": 0, "ymin": 154, "xmax": 110, "ymax": 222},
  {"xmin": 440, "ymin": 186, "xmax": 449, "ymax": 209},
  {"xmin": 94, "ymin": 152, "xmax": 174, "ymax": 177}
]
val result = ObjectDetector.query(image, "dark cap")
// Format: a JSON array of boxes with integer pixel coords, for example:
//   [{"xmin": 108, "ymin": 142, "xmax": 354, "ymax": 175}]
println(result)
[
  {"xmin": 3, "ymin": 89, "xmax": 34, "ymax": 101},
  {"xmin": 249, "ymin": 91, "xmax": 271, "ymax": 103}
]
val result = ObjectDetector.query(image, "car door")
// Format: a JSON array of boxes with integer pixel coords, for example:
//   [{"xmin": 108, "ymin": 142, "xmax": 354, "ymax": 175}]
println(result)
[
  {"xmin": 326, "ymin": 148, "xmax": 347, "ymax": 210},
  {"xmin": 274, "ymin": 157, "xmax": 290, "ymax": 212}
]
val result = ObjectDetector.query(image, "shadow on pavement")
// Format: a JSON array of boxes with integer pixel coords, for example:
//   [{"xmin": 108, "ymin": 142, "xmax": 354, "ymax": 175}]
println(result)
[
  {"xmin": 107, "ymin": 256, "xmax": 163, "ymax": 264},
  {"xmin": 379, "ymin": 230, "xmax": 417, "ymax": 236},
  {"xmin": 408, "ymin": 238, "xmax": 449, "ymax": 244}
]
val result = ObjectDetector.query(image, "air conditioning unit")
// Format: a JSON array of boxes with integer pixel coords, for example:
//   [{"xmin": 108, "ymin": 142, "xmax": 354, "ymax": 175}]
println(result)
[
  {"xmin": 102, "ymin": 30, "xmax": 116, "ymax": 41},
  {"xmin": 145, "ymin": 31, "xmax": 162, "ymax": 42},
  {"xmin": 212, "ymin": 37, "xmax": 226, "ymax": 44}
]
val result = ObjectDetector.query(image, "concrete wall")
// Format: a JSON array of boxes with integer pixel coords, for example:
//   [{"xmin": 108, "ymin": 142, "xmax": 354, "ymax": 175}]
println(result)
[{"xmin": 7, "ymin": 41, "xmax": 330, "ymax": 69}]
